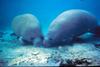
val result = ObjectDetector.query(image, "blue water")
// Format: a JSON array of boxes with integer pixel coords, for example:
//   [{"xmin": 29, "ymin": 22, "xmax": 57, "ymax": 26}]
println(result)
[
  {"xmin": 0, "ymin": 0, "xmax": 100, "ymax": 35},
  {"xmin": 0, "ymin": 0, "xmax": 100, "ymax": 66}
]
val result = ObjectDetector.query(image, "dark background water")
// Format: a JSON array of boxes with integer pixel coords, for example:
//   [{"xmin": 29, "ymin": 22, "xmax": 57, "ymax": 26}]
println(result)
[{"xmin": 0, "ymin": 0, "xmax": 100, "ymax": 35}]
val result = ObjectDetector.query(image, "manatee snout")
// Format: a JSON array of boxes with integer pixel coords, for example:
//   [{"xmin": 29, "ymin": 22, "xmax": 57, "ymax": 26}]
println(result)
[{"xmin": 43, "ymin": 37, "xmax": 51, "ymax": 47}]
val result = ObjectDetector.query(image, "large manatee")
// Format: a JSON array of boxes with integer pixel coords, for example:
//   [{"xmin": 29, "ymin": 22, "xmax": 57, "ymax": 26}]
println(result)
[
  {"xmin": 44, "ymin": 9, "xmax": 98, "ymax": 47},
  {"xmin": 12, "ymin": 14, "xmax": 43, "ymax": 45}
]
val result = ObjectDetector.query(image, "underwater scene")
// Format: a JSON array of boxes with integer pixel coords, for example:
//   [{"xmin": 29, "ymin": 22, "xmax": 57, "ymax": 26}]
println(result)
[{"xmin": 0, "ymin": 0, "xmax": 100, "ymax": 66}]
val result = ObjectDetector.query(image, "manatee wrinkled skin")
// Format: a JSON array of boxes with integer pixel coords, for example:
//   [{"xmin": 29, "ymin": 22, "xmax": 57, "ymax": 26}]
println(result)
[
  {"xmin": 44, "ymin": 10, "xmax": 98, "ymax": 47},
  {"xmin": 12, "ymin": 14, "xmax": 43, "ymax": 45}
]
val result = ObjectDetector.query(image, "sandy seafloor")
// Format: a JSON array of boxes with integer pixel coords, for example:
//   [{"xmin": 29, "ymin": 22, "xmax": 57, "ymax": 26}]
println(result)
[{"xmin": 0, "ymin": 30, "xmax": 100, "ymax": 66}]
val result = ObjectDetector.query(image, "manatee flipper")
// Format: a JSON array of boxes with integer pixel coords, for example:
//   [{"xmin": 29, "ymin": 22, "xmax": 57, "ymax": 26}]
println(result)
[
  {"xmin": 19, "ymin": 37, "xmax": 33, "ymax": 45},
  {"xmin": 18, "ymin": 37, "xmax": 24, "ymax": 45}
]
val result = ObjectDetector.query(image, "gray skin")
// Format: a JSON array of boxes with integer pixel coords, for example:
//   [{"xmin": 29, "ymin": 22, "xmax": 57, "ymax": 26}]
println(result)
[
  {"xmin": 12, "ymin": 14, "xmax": 43, "ymax": 46},
  {"xmin": 43, "ymin": 9, "xmax": 98, "ymax": 47}
]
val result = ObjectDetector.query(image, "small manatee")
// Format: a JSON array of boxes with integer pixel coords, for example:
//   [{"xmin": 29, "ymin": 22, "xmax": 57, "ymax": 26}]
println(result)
[
  {"xmin": 12, "ymin": 14, "xmax": 43, "ymax": 45},
  {"xmin": 44, "ymin": 9, "xmax": 98, "ymax": 47}
]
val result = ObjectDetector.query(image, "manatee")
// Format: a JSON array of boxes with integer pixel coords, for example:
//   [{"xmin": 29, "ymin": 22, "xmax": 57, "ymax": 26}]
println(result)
[
  {"xmin": 43, "ymin": 9, "xmax": 98, "ymax": 47},
  {"xmin": 12, "ymin": 14, "xmax": 43, "ymax": 45}
]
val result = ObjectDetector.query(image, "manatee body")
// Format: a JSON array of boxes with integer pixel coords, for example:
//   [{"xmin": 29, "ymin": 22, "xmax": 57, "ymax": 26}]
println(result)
[
  {"xmin": 44, "ymin": 9, "xmax": 98, "ymax": 47},
  {"xmin": 12, "ymin": 14, "xmax": 43, "ymax": 45}
]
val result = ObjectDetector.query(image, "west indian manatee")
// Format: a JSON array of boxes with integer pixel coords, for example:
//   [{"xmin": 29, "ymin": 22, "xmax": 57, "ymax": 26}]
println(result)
[
  {"xmin": 12, "ymin": 14, "xmax": 43, "ymax": 46},
  {"xmin": 43, "ymin": 9, "xmax": 98, "ymax": 47}
]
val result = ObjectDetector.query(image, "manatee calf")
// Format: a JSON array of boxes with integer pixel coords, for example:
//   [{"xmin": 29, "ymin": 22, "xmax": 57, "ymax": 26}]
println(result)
[
  {"xmin": 43, "ymin": 9, "xmax": 98, "ymax": 47},
  {"xmin": 12, "ymin": 14, "xmax": 43, "ymax": 45}
]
